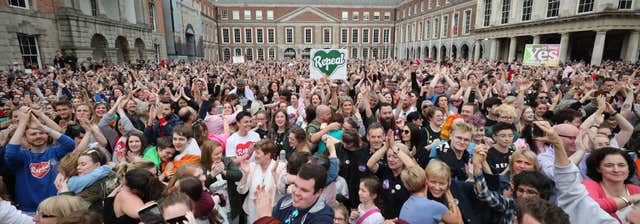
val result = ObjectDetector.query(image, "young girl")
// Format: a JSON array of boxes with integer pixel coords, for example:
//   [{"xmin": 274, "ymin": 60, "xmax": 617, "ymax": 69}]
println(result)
[{"xmin": 349, "ymin": 178, "xmax": 384, "ymax": 224}]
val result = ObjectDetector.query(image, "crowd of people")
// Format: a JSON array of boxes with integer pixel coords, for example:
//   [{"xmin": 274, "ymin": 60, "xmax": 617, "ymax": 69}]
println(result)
[{"xmin": 0, "ymin": 55, "xmax": 640, "ymax": 224}]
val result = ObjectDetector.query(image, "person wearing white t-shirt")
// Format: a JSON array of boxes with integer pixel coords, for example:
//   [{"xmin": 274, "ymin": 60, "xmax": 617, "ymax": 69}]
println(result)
[{"xmin": 226, "ymin": 111, "xmax": 261, "ymax": 163}]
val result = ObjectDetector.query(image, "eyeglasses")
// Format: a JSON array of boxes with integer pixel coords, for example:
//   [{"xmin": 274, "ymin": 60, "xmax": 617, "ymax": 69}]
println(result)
[
  {"xmin": 537, "ymin": 96, "xmax": 548, "ymax": 99},
  {"xmin": 402, "ymin": 130, "xmax": 411, "ymax": 134},
  {"xmin": 285, "ymin": 209, "xmax": 299, "ymax": 224}
]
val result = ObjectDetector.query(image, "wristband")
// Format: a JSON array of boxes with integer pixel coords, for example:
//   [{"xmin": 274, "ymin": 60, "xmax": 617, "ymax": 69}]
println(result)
[{"xmin": 621, "ymin": 196, "xmax": 632, "ymax": 207}]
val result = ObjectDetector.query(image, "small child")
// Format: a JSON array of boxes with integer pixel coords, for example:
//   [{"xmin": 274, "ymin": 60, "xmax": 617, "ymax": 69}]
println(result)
[{"xmin": 349, "ymin": 177, "xmax": 384, "ymax": 224}]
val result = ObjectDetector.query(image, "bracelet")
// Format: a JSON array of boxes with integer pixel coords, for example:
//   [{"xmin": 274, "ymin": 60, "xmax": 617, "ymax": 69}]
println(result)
[{"xmin": 621, "ymin": 196, "xmax": 632, "ymax": 207}]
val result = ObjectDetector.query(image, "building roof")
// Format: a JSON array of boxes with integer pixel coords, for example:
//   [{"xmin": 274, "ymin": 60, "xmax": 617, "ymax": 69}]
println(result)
[{"xmin": 211, "ymin": 0, "xmax": 402, "ymax": 7}]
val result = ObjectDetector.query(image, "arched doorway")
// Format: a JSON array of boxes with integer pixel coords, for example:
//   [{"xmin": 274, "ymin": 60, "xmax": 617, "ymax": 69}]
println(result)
[
  {"xmin": 90, "ymin": 34, "xmax": 107, "ymax": 61},
  {"xmin": 284, "ymin": 48, "xmax": 296, "ymax": 59},
  {"xmin": 115, "ymin": 36, "xmax": 129, "ymax": 63},
  {"xmin": 424, "ymin": 47, "xmax": 429, "ymax": 59},
  {"xmin": 134, "ymin": 38, "xmax": 145, "ymax": 61},
  {"xmin": 440, "ymin": 46, "xmax": 447, "ymax": 61},
  {"xmin": 432, "ymin": 46, "xmax": 437, "ymax": 59},
  {"xmin": 461, "ymin": 44, "xmax": 469, "ymax": 59},
  {"xmin": 185, "ymin": 25, "xmax": 196, "ymax": 56},
  {"xmin": 416, "ymin": 47, "xmax": 421, "ymax": 59},
  {"xmin": 405, "ymin": 48, "xmax": 409, "ymax": 59},
  {"xmin": 302, "ymin": 48, "xmax": 311, "ymax": 59},
  {"xmin": 451, "ymin": 45, "xmax": 457, "ymax": 60}
]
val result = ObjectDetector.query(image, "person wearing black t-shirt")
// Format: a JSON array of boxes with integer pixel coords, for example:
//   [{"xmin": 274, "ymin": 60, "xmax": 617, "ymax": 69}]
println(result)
[
  {"xmin": 429, "ymin": 122, "xmax": 475, "ymax": 181},
  {"xmin": 334, "ymin": 129, "xmax": 373, "ymax": 209},
  {"xmin": 486, "ymin": 122, "xmax": 516, "ymax": 175}
]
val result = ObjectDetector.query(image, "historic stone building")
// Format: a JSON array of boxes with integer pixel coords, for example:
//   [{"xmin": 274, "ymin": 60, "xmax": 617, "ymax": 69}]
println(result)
[
  {"xmin": 474, "ymin": 0, "xmax": 640, "ymax": 65},
  {"xmin": 161, "ymin": 0, "xmax": 204, "ymax": 61},
  {"xmin": 202, "ymin": 0, "xmax": 219, "ymax": 61},
  {"xmin": 0, "ymin": 0, "xmax": 167, "ymax": 70},
  {"xmin": 212, "ymin": 0, "xmax": 398, "ymax": 60},
  {"xmin": 395, "ymin": 0, "xmax": 478, "ymax": 62}
]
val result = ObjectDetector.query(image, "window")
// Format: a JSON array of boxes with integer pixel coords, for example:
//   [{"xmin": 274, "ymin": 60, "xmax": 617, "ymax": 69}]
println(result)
[
  {"xmin": 257, "ymin": 48, "xmax": 264, "ymax": 60},
  {"xmin": 342, "ymin": 11, "xmax": 349, "ymax": 20},
  {"xmin": 245, "ymin": 28, "xmax": 252, "ymax": 43},
  {"xmin": 223, "ymin": 48, "xmax": 231, "ymax": 60},
  {"xmin": 256, "ymin": 28, "xmax": 264, "ymax": 43},
  {"xmin": 484, "ymin": 0, "xmax": 492, "ymax": 26},
  {"xmin": 374, "ymin": 12, "xmax": 380, "ymax": 20},
  {"xmin": 383, "ymin": 28, "xmax": 390, "ymax": 43},
  {"xmin": 268, "ymin": 48, "xmax": 275, "ymax": 59},
  {"xmin": 463, "ymin": 10, "xmax": 471, "ymax": 34},
  {"xmin": 234, "ymin": 48, "xmax": 242, "ymax": 56},
  {"xmin": 363, "ymin": 12, "xmax": 370, "ymax": 20},
  {"xmin": 619, "ymin": 0, "xmax": 633, "ymax": 9},
  {"xmin": 522, "ymin": 0, "xmax": 533, "ymax": 21},
  {"xmin": 547, "ymin": 0, "xmax": 559, "ymax": 17},
  {"xmin": 246, "ymin": 48, "xmax": 253, "ymax": 60},
  {"xmin": 383, "ymin": 48, "xmax": 389, "ymax": 59},
  {"xmin": 256, "ymin": 10, "xmax": 263, "ymax": 20},
  {"xmin": 323, "ymin": 28, "xmax": 331, "ymax": 43},
  {"xmin": 428, "ymin": 0, "xmax": 432, "ymax": 9},
  {"xmin": 267, "ymin": 10, "xmax": 274, "ymax": 20},
  {"xmin": 452, "ymin": 13, "xmax": 459, "ymax": 36},
  {"xmin": 244, "ymin": 10, "xmax": 251, "ymax": 20},
  {"xmin": 352, "ymin": 29, "xmax": 359, "ymax": 43},
  {"xmin": 232, "ymin": 10, "xmax": 240, "ymax": 20},
  {"xmin": 434, "ymin": 18, "xmax": 439, "ymax": 38},
  {"xmin": 353, "ymin": 12, "xmax": 359, "ymax": 20},
  {"xmin": 267, "ymin": 28, "xmax": 275, "ymax": 43},
  {"xmin": 362, "ymin": 48, "xmax": 369, "ymax": 59},
  {"xmin": 304, "ymin": 28, "xmax": 312, "ymax": 43},
  {"xmin": 421, "ymin": 0, "xmax": 425, "ymax": 11},
  {"xmin": 417, "ymin": 22, "xmax": 422, "ymax": 40},
  {"xmin": 373, "ymin": 29, "xmax": 380, "ymax": 43},
  {"xmin": 406, "ymin": 24, "xmax": 411, "ymax": 42},
  {"xmin": 286, "ymin": 28, "xmax": 293, "ymax": 44},
  {"xmin": 149, "ymin": 3, "xmax": 156, "ymax": 31},
  {"xmin": 9, "ymin": 0, "xmax": 28, "ymax": 8},
  {"xmin": 233, "ymin": 28, "xmax": 241, "ymax": 43},
  {"xmin": 441, "ymin": 15, "xmax": 448, "ymax": 38},
  {"xmin": 501, "ymin": 0, "xmax": 510, "ymax": 24},
  {"xmin": 372, "ymin": 48, "xmax": 379, "ymax": 59},
  {"xmin": 154, "ymin": 44, "xmax": 160, "ymax": 62},
  {"xmin": 362, "ymin": 29, "xmax": 369, "ymax": 43},
  {"xmin": 221, "ymin": 9, "xmax": 228, "ymax": 20},
  {"xmin": 17, "ymin": 34, "xmax": 40, "ymax": 69},
  {"xmin": 222, "ymin": 28, "xmax": 230, "ymax": 43},
  {"xmin": 384, "ymin": 12, "xmax": 391, "ymax": 21},
  {"xmin": 351, "ymin": 48, "xmax": 358, "ymax": 58},
  {"xmin": 426, "ymin": 20, "xmax": 431, "ymax": 39},
  {"xmin": 436, "ymin": 0, "xmax": 440, "ymax": 7},
  {"xmin": 408, "ymin": 7, "xmax": 411, "ymax": 17},
  {"xmin": 90, "ymin": 0, "xmax": 98, "ymax": 16},
  {"xmin": 341, "ymin": 29, "xmax": 348, "ymax": 43},
  {"xmin": 414, "ymin": 4, "xmax": 417, "ymax": 15},
  {"xmin": 578, "ymin": 0, "xmax": 594, "ymax": 13}
]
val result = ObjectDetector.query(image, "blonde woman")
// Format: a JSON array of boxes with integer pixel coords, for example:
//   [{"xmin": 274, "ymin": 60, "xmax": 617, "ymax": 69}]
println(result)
[
  {"xmin": 33, "ymin": 195, "xmax": 89, "ymax": 223},
  {"xmin": 337, "ymin": 96, "xmax": 365, "ymax": 136}
]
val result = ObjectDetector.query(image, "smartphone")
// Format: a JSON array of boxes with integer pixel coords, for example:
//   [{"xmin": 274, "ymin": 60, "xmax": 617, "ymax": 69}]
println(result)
[
  {"xmin": 165, "ymin": 215, "xmax": 188, "ymax": 224},
  {"xmin": 531, "ymin": 124, "xmax": 545, "ymax": 138},
  {"xmin": 216, "ymin": 106, "xmax": 223, "ymax": 115},
  {"xmin": 138, "ymin": 203, "xmax": 163, "ymax": 224}
]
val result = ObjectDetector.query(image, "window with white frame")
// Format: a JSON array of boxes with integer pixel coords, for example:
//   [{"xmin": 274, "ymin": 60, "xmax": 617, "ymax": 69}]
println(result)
[
  {"xmin": 463, "ymin": 10, "xmax": 471, "ymax": 34},
  {"xmin": 362, "ymin": 48, "xmax": 369, "ymax": 59},
  {"xmin": 286, "ymin": 28, "xmax": 294, "ymax": 43},
  {"xmin": 414, "ymin": 3, "xmax": 418, "ymax": 14},
  {"xmin": 222, "ymin": 28, "xmax": 230, "ymax": 43},
  {"xmin": 267, "ymin": 28, "xmax": 275, "ymax": 43},
  {"xmin": 428, "ymin": 0, "xmax": 432, "ymax": 9},
  {"xmin": 256, "ymin": 10, "xmax": 263, "ymax": 20},
  {"xmin": 223, "ymin": 48, "xmax": 231, "ymax": 60},
  {"xmin": 407, "ymin": 7, "xmax": 411, "ymax": 17},
  {"xmin": 373, "ymin": 29, "xmax": 380, "ymax": 43},
  {"xmin": 484, "ymin": 0, "xmax": 491, "ymax": 26},
  {"xmin": 453, "ymin": 13, "xmax": 459, "ymax": 35},
  {"xmin": 363, "ymin": 29, "xmax": 369, "ymax": 43},
  {"xmin": 441, "ymin": 15, "xmax": 448, "ymax": 37},
  {"xmin": 384, "ymin": 12, "xmax": 391, "ymax": 21},
  {"xmin": 267, "ymin": 10, "xmax": 274, "ymax": 20},
  {"xmin": 233, "ymin": 28, "xmax": 241, "ymax": 43},
  {"xmin": 383, "ymin": 48, "xmax": 389, "ymax": 58},
  {"xmin": 245, "ymin": 28, "xmax": 253, "ymax": 43},
  {"xmin": 619, "ymin": 0, "xmax": 633, "ymax": 9},
  {"xmin": 257, "ymin": 48, "xmax": 264, "ymax": 60},
  {"xmin": 351, "ymin": 48, "xmax": 358, "ymax": 58},
  {"xmin": 426, "ymin": 20, "xmax": 431, "ymax": 39},
  {"xmin": 374, "ymin": 12, "xmax": 380, "ymax": 20},
  {"xmin": 304, "ymin": 28, "xmax": 313, "ymax": 43},
  {"xmin": 244, "ymin": 10, "xmax": 251, "ymax": 20},
  {"xmin": 406, "ymin": 24, "xmax": 411, "ymax": 42},
  {"xmin": 578, "ymin": 0, "xmax": 594, "ymax": 13},
  {"xmin": 501, "ymin": 0, "xmax": 510, "ymax": 24},
  {"xmin": 363, "ymin": 12, "xmax": 370, "ymax": 20},
  {"xmin": 149, "ymin": 3, "xmax": 156, "ymax": 31},
  {"xmin": 341, "ymin": 29, "xmax": 348, "ymax": 43},
  {"xmin": 353, "ymin": 11, "xmax": 359, "ymax": 20},
  {"xmin": 547, "ymin": 0, "xmax": 559, "ymax": 17},
  {"xmin": 246, "ymin": 48, "xmax": 253, "ymax": 60},
  {"xmin": 268, "ymin": 48, "xmax": 275, "ymax": 59},
  {"xmin": 232, "ymin": 10, "xmax": 240, "ymax": 20},
  {"xmin": 9, "ymin": 0, "xmax": 28, "ymax": 9},
  {"xmin": 418, "ymin": 22, "xmax": 422, "ymax": 41},
  {"xmin": 323, "ymin": 28, "xmax": 331, "ymax": 43},
  {"xmin": 372, "ymin": 48, "xmax": 379, "ymax": 59},
  {"xmin": 342, "ymin": 11, "xmax": 349, "ymax": 20},
  {"xmin": 434, "ymin": 18, "xmax": 439, "ymax": 38},
  {"xmin": 221, "ymin": 9, "xmax": 228, "ymax": 20},
  {"xmin": 522, "ymin": 0, "xmax": 533, "ymax": 21},
  {"xmin": 383, "ymin": 28, "xmax": 390, "ymax": 43},
  {"xmin": 352, "ymin": 29, "xmax": 359, "ymax": 43},
  {"xmin": 436, "ymin": 0, "xmax": 440, "ymax": 7},
  {"xmin": 421, "ymin": 0, "xmax": 425, "ymax": 11},
  {"xmin": 256, "ymin": 28, "xmax": 264, "ymax": 43},
  {"xmin": 17, "ymin": 34, "xmax": 40, "ymax": 68},
  {"xmin": 234, "ymin": 48, "xmax": 242, "ymax": 56}
]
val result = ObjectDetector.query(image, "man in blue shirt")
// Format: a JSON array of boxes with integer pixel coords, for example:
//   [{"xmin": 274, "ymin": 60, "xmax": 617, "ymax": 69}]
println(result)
[
  {"xmin": 4, "ymin": 107, "xmax": 75, "ymax": 214},
  {"xmin": 272, "ymin": 163, "xmax": 333, "ymax": 224}
]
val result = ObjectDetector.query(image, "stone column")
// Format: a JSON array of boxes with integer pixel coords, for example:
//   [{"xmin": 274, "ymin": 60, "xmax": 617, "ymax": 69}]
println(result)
[
  {"xmin": 625, "ymin": 30, "xmax": 639, "ymax": 62},
  {"xmin": 591, "ymin": 30, "xmax": 607, "ymax": 66},
  {"xmin": 533, "ymin": 35, "xmax": 540, "ymax": 44},
  {"xmin": 489, "ymin": 38, "xmax": 498, "ymax": 61},
  {"xmin": 559, "ymin": 32, "xmax": 570, "ymax": 63},
  {"xmin": 474, "ymin": 40, "xmax": 481, "ymax": 61},
  {"xmin": 508, "ymin": 37, "xmax": 517, "ymax": 62}
]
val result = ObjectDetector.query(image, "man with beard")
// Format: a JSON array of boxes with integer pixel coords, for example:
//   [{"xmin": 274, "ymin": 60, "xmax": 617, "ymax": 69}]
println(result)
[
  {"xmin": 377, "ymin": 102, "xmax": 401, "ymax": 141},
  {"xmin": 307, "ymin": 105, "xmax": 341, "ymax": 151},
  {"xmin": 4, "ymin": 107, "xmax": 76, "ymax": 214},
  {"xmin": 230, "ymin": 79, "xmax": 255, "ymax": 109}
]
